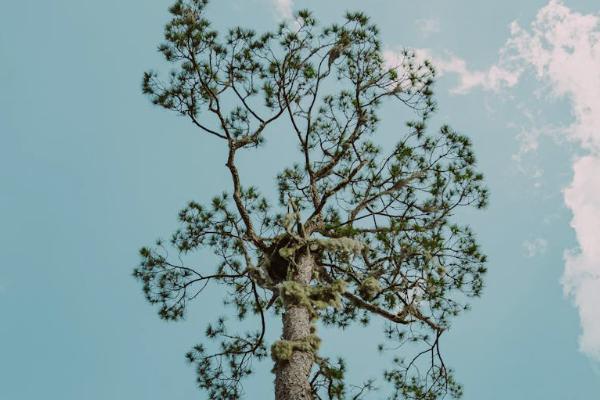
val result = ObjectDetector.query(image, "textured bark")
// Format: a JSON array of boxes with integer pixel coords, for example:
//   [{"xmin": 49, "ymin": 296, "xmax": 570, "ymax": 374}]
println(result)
[{"xmin": 275, "ymin": 253, "xmax": 315, "ymax": 400}]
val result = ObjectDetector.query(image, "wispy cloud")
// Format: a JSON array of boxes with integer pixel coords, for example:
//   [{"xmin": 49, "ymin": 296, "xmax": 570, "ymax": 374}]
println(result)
[
  {"xmin": 384, "ymin": 48, "xmax": 520, "ymax": 95},
  {"xmin": 430, "ymin": 53, "xmax": 521, "ymax": 94},
  {"xmin": 507, "ymin": 0, "xmax": 600, "ymax": 360},
  {"xmin": 523, "ymin": 238, "xmax": 548, "ymax": 258},
  {"xmin": 413, "ymin": 0, "xmax": 600, "ymax": 360},
  {"xmin": 563, "ymin": 157, "xmax": 600, "ymax": 359},
  {"xmin": 415, "ymin": 18, "xmax": 441, "ymax": 38},
  {"xmin": 272, "ymin": 0, "xmax": 294, "ymax": 20}
]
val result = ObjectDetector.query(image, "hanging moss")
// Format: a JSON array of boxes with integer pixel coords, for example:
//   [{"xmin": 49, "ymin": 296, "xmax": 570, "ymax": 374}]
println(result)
[
  {"xmin": 282, "ymin": 211, "xmax": 298, "ymax": 231},
  {"xmin": 279, "ymin": 281, "xmax": 314, "ymax": 312},
  {"xmin": 314, "ymin": 237, "xmax": 364, "ymax": 254},
  {"xmin": 247, "ymin": 262, "xmax": 275, "ymax": 288},
  {"xmin": 278, "ymin": 243, "xmax": 303, "ymax": 260},
  {"xmin": 358, "ymin": 276, "xmax": 381, "ymax": 301},
  {"xmin": 271, "ymin": 340, "xmax": 294, "ymax": 361},
  {"xmin": 310, "ymin": 279, "xmax": 346, "ymax": 310},
  {"xmin": 273, "ymin": 235, "xmax": 365, "ymax": 263},
  {"xmin": 271, "ymin": 335, "xmax": 322, "ymax": 362},
  {"xmin": 279, "ymin": 280, "xmax": 347, "ymax": 318}
]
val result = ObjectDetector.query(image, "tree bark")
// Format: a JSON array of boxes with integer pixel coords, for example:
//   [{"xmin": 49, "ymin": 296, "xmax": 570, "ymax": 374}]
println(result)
[{"xmin": 275, "ymin": 253, "xmax": 315, "ymax": 400}]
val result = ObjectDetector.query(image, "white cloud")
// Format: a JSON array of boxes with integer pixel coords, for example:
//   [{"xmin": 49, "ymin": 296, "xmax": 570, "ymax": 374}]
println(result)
[
  {"xmin": 504, "ymin": 1, "xmax": 600, "ymax": 360},
  {"xmin": 392, "ymin": 0, "xmax": 600, "ymax": 360},
  {"xmin": 433, "ymin": 54, "xmax": 521, "ymax": 94},
  {"xmin": 430, "ymin": 0, "xmax": 600, "ymax": 360},
  {"xmin": 504, "ymin": 1, "xmax": 600, "ymax": 153},
  {"xmin": 563, "ymin": 156, "xmax": 600, "ymax": 359},
  {"xmin": 523, "ymin": 238, "xmax": 548, "ymax": 258},
  {"xmin": 273, "ymin": 0, "xmax": 294, "ymax": 20},
  {"xmin": 415, "ymin": 18, "xmax": 441, "ymax": 37},
  {"xmin": 383, "ymin": 48, "xmax": 521, "ymax": 94},
  {"xmin": 509, "ymin": 105, "xmax": 565, "ymax": 179}
]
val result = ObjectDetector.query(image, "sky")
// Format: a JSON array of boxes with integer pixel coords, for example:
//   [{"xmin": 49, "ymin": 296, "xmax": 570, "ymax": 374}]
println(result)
[{"xmin": 1, "ymin": 0, "xmax": 599, "ymax": 399}]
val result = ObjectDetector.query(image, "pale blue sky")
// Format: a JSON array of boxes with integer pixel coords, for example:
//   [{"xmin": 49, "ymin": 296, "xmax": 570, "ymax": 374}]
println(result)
[{"xmin": 1, "ymin": 1, "xmax": 599, "ymax": 399}]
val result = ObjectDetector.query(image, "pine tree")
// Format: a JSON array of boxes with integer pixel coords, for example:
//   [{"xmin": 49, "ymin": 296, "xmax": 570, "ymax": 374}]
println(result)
[{"xmin": 134, "ymin": 1, "xmax": 488, "ymax": 399}]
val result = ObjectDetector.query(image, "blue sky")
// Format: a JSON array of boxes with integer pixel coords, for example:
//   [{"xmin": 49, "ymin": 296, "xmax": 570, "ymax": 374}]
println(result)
[{"xmin": 1, "ymin": 0, "xmax": 599, "ymax": 399}]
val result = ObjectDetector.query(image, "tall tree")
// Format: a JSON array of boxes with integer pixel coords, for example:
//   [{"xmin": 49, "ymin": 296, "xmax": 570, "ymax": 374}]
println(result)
[{"xmin": 134, "ymin": 1, "xmax": 488, "ymax": 399}]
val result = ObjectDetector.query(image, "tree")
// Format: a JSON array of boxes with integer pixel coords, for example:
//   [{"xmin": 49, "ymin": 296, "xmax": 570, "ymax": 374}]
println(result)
[{"xmin": 134, "ymin": 1, "xmax": 488, "ymax": 399}]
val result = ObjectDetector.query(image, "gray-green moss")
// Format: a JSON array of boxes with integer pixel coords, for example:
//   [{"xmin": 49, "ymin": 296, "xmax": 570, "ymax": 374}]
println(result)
[
  {"xmin": 358, "ymin": 276, "xmax": 381, "ymax": 301},
  {"xmin": 277, "ymin": 236, "xmax": 364, "ymax": 262},
  {"xmin": 279, "ymin": 280, "xmax": 347, "ymax": 318},
  {"xmin": 313, "ymin": 237, "xmax": 364, "ymax": 254},
  {"xmin": 271, "ymin": 335, "xmax": 321, "ymax": 362}
]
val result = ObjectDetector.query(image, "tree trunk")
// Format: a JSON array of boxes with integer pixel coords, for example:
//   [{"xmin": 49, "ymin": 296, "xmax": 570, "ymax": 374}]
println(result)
[{"xmin": 274, "ymin": 253, "xmax": 315, "ymax": 400}]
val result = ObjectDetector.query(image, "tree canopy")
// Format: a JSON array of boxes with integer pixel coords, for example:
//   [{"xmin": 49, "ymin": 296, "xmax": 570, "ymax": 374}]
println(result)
[{"xmin": 134, "ymin": 1, "xmax": 488, "ymax": 399}]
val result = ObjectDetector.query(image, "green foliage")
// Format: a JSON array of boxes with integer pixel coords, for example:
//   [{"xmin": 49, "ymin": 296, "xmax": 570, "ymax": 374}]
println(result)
[{"xmin": 135, "ymin": 1, "xmax": 489, "ymax": 399}]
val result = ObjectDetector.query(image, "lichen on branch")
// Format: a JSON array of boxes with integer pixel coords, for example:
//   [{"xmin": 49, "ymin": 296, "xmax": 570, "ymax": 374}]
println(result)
[
  {"xmin": 271, "ymin": 335, "xmax": 322, "ymax": 362},
  {"xmin": 279, "ymin": 279, "xmax": 347, "ymax": 319}
]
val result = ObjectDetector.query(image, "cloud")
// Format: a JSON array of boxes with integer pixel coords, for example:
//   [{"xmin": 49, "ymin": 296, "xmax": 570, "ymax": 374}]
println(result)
[
  {"xmin": 563, "ymin": 156, "xmax": 600, "ymax": 359},
  {"xmin": 504, "ymin": 0, "xmax": 600, "ymax": 360},
  {"xmin": 383, "ymin": 48, "xmax": 521, "ymax": 94},
  {"xmin": 390, "ymin": 0, "xmax": 600, "ymax": 360},
  {"xmin": 432, "ymin": 54, "xmax": 521, "ymax": 94},
  {"xmin": 523, "ymin": 238, "xmax": 548, "ymax": 258},
  {"xmin": 415, "ymin": 18, "xmax": 441, "ymax": 37},
  {"xmin": 505, "ymin": 1, "xmax": 600, "ymax": 153},
  {"xmin": 272, "ymin": 0, "xmax": 294, "ymax": 20},
  {"xmin": 425, "ymin": 0, "xmax": 600, "ymax": 360},
  {"xmin": 388, "ymin": 2, "xmax": 600, "ymax": 358}
]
